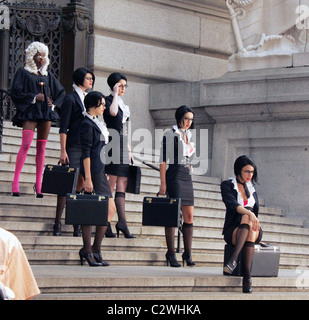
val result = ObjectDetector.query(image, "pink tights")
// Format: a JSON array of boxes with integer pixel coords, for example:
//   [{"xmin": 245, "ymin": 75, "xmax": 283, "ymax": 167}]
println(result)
[{"xmin": 12, "ymin": 130, "xmax": 47, "ymax": 194}]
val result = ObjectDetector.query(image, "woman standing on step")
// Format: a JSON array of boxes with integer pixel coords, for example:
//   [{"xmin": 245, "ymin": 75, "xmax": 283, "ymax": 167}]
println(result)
[
  {"xmin": 103, "ymin": 72, "xmax": 135, "ymax": 239},
  {"xmin": 159, "ymin": 105, "xmax": 196, "ymax": 268},
  {"xmin": 53, "ymin": 67, "xmax": 95, "ymax": 237},
  {"xmin": 221, "ymin": 155, "xmax": 262, "ymax": 293},
  {"xmin": 10, "ymin": 41, "xmax": 65, "ymax": 198},
  {"xmin": 79, "ymin": 91, "xmax": 116, "ymax": 266}
]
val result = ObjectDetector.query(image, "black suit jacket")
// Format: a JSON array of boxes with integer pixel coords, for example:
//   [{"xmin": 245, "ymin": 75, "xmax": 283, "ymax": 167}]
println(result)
[
  {"xmin": 221, "ymin": 179, "xmax": 259, "ymax": 235},
  {"xmin": 59, "ymin": 91, "xmax": 84, "ymax": 148},
  {"xmin": 80, "ymin": 117, "xmax": 106, "ymax": 175}
]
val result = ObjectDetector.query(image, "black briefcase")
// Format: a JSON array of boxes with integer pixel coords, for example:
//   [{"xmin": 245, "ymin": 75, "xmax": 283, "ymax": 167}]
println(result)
[
  {"xmin": 65, "ymin": 193, "xmax": 109, "ymax": 226},
  {"xmin": 142, "ymin": 196, "xmax": 181, "ymax": 227},
  {"xmin": 41, "ymin": 164, "xmax": 79, "ymax": 196},
  {"xmin": 126, "ymin": 165, "xmax": 141, "ymax": 194},
  {"xmin": 223, "ymin": 243, "xmax": 280, "ymax": 277}
]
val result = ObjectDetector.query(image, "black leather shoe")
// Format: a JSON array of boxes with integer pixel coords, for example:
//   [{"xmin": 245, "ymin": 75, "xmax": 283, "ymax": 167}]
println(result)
[
  {"xmin": 182, "ymin": 252, "xmax": 196, "ymax": 267},
  {"xmin": 53, "ymin": 223, "xmax": 61, "ymax": 236},
  {"xmin": 165, "ymin": 252, "xmax": 181, "ymax": 267},
  {"xmin": 242, "ymin": 277, "xmax": 252, "ymax": 293},
  {"xmin": 105, "ymin": 222, "xmax": 116, "ymax": 238},
  {"xmin": 93, "ymin": 252, "xmax": 110, "ymax": 267},
  {"xmin": 116, "ymin": 222, "xmax": 136, "ymax": 239},
  {"xmin": 223, "ymin": 259, "xmax": 237, "ymax": 275},
  {"xmin": 79, "ymin": 248, "xmax": 102, "ymax": 267}
]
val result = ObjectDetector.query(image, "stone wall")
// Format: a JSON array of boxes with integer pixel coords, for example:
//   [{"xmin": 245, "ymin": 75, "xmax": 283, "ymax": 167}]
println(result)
[{"xmin": 89, "ymin": 0, "xmax": 231, "ymax": 139}]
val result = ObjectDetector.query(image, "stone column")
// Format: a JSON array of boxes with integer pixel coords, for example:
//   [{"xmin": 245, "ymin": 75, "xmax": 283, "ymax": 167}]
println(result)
[{"xmin": 61, "ymin": 0, "xmax": 90, "ymax": 93}]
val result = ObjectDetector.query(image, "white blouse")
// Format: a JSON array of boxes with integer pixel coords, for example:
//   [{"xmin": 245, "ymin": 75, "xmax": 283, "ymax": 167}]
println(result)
[{"xmin": 231, "ymin": 177, "xmax": 256, "ymax": 208}]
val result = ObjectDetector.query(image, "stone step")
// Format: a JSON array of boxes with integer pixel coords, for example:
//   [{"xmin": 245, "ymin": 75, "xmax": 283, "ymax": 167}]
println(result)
[
  {"xmin": 30, "ymin": 265, "xmax": 309, "ymax": 298},
  {"xmin": 33, "ymin": 291, "xmax": 309, "ymax": 300}
]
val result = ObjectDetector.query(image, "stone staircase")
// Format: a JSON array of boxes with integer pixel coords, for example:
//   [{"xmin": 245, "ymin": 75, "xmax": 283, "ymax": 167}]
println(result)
[{"xmin": 1, "ymin": 120, "xmax": 309, "ymax": 300}]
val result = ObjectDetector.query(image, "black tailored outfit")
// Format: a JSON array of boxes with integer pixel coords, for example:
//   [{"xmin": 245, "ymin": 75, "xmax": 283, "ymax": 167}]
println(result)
[
  {"xmin": 221, "ymin": 179, "xmax": 262, "ymax": 246},
  {"xmin": 161, "ymin": 128, "xmax": 194, "ymax": 206},
  {"xmin": 11, "ymin": 68, "xmax": 65, "ymax": 127},
  {"xmin": 59, "ymin": 91, "xmax": 85, "ymax": 167},
  {"xmin": 80, "ymin": 116, "xmax": 112, "ymax": 197},
  {"xmin": 103, "ymin": 94, "xmax": 130, "ymax": 177}
]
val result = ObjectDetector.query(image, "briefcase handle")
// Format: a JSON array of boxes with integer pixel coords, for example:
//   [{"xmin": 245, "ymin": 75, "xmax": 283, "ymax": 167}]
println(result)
[{"xmin": 156, "ymin": 192, "xmax": 169, "ymax": 198}]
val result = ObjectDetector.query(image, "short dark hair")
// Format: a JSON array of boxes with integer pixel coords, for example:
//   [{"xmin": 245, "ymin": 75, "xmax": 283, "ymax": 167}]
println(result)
[
  {"xmin": 84, "ymin": 91, "xmax": 105, "ymax": 112},
  {"xmin": 234, "ymin": 155, "xmax": 258, "ymax": 184},
  {"xmin": 72, "ymin": 67, "xmax": 95, "ymax": 86},
  {"xmin": 107, "ymin": 72, "xmax": 127, "ymax": 89},
  {"xmin": 175, "ymin": 105, "xmax": 195, "ymax": 129}
]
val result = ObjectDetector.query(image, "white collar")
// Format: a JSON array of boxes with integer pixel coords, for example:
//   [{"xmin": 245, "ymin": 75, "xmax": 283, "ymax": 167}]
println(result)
[
  {"xmin": 230, "ymin": 177, "xmax": 255, "ymax": 194},
  {"xmin": 172, "ymin": 125, "xmax": 195, "ymax": 157},
  {"xmin": 84, "ymin": 112, "xmax": 109, "ymax": 142},
  {"xmin": 73, "ymin": 84, "xmax": 86, "ymax": 112}
]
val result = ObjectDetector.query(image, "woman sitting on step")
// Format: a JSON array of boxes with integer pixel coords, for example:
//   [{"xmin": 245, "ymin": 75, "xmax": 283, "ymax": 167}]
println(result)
[
  {"xmin": 159, "ymin": 105, "xmax": 196, "ymax": 268},
  {"xmin": 10, "ymin": 41, "xmax": 65, "ymax": 198},
  {"xmin": 221, "ymin": 155, "xmax": 262, "ymax": 293},
  {"xmin": 79, "ymin": 91, "xmax": 116, "ymax": 266}
]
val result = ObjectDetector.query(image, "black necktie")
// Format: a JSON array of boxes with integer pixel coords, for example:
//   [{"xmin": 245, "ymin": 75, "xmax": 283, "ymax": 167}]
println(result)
[{"xmin": 236, "ymin": 178, "xmax": 250, "ymax": 199}]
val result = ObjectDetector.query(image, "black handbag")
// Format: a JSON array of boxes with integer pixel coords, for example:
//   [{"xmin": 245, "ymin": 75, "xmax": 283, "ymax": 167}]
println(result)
[
  {"xmin": 65, "ymin": 193, "xmax": 109, "ymax": 226},
  {"xmin": 126, "ymin": 165, "xmax": 141, "ymax": 194},
  {"xmin": 142, "ymin": 194, "xmax": 181, "ymax": 227},
  {"xmin": 41, "ymin": 164, "xmax": 79, "ymax": 196}
]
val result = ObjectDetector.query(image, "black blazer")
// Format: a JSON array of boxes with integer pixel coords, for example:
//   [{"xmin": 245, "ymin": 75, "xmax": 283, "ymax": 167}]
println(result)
[
  {"xmin": 221, "ymin": 179, "xmax": 259, "ymax": 235},
  {"xmin": 59, "ymin": 91, "xmax": 84, "ymax": 148},
  {"xmin": 80, "ymin": 117, "xmax": 106, "ymax": 175}
]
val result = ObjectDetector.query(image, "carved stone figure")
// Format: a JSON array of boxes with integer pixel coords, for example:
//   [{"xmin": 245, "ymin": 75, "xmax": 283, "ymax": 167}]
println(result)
[{"xmin": 226, "ymin": 0, "xmax": 309, "ymax": 70}]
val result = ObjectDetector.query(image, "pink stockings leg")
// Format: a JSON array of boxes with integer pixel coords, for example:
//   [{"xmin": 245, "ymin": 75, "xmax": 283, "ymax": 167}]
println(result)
[{"xmin": 12, "ymin": 130, "xmax": 34, "ymax": 194}]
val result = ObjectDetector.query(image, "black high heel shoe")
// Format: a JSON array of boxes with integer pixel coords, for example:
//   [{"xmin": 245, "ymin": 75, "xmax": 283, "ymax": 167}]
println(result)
[
  {"xmin": 165, "ymin": 252, "xmax": 181, "ymax": 267},
  {"xmin": 182, "ymin": 252, "xmax": 196, "ymax": 267},
  {"xmin": 33, "ymin": 184, "xmax": 43, "ymax": 198},
  {"xmin": 79, "ymin": 248, "xmax": 102, "ymax": 267},
  {"xmin": 115, "ymin": 222, "xmax": 136, "ymax": 239},
  {"xmin": 242, "ymin": 277, "xmax": 252, "ymax": 293},
  {"xmin": 93, "ymin": 252, "xmax": 110, "ymax": 267},
  {"xmin": 105, "ymin": 222, "xmax": 116, "ymax": 238}
]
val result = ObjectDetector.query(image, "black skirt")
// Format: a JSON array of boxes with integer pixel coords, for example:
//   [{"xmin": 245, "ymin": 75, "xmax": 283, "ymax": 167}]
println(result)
[
  {"xmin": 166, "ymin": 165, "xmax": 194, "ymax": 206},
  {"xmin": 105, "ymin": 134, "xmax": 130, "ymax": 177},
  {"xmin": 91, "ymin": 167, "xmax": 112, "ymax": 197}
]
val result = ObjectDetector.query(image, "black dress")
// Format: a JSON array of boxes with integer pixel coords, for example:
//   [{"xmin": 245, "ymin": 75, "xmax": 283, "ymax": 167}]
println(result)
[
  {"xmin": 103, "ymin": 94, "xmax": 130, "ymax": 177},
  {"xmin": 161, "ymin": 127, "xmax": 194, "ymax": 206},
  {"xmin": 11, "ymin": 68, "xmax": 65, "ymax": 127}
]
